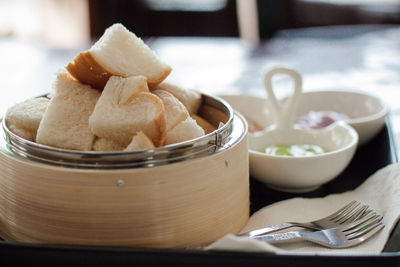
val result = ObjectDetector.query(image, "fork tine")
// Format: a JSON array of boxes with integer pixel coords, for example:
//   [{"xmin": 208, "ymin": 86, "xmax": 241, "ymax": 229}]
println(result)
[
  {"xmin": 360, "ymin": 209, "xmax": 374, "ymax": 217},
  {"xmin": 347, "ymin": 219, "xmax": 384, "ymax": 240},
  {"xmin": 340, "ymin": 212, "xmax": 379, "ymax": 232},
  {"xmin": 335, "ymin": 204, "xmax": 369, "ymax": 224},
  {"xmin": 350, "ymin": 223, "xmax": 385, "ymax": 242},
  {"xmin": 344, "ymin": 215, "xmax": 383, "ymax": 238},
  {"xmin": 330, "ymin": 201, "xmax": 360, "ymax": 222},
  {"xmin": 328, "ymin": 200, "xmax": 360, "ymax": 221}
]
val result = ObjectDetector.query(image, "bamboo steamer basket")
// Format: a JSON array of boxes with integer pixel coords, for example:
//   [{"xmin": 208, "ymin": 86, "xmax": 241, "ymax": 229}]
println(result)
[{"xmin": 0, "ymin": 93, "xmax": 249, "ymax": 248}]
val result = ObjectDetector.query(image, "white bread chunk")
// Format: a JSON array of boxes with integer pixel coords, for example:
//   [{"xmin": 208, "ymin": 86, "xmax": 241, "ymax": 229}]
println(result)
[
  {"xmin": 124, "ymin": 131, "xmax": 155, "ymax": 152},
  {"xmin": 152, "ymin": 82, "xmax": 201, "ymax": 115},
  {"xmin": 89, "ymin": 75, "xmax": 166, "ymax": 147},
  {"xmin": 191, "ymin": 114, "xmax": 216, "ymax": 134},
  {"xmin": 66, "ymin": 23, "xmax": 171, "ymax": 90},
  {"xmin": 103, "ymin": 75, "xmax": 150, "ymax": 104},
  {"xmin": 92, "ymin": 137, "xmax": 125, "ymax": 151},
  {"xmin": 36, "ymin": 73, "xmax": 100, "ymax": 150},
  {"xmin": 5, "ymin": 97, "xmax": 50, "ymax": 141},
  {"xmin": 152, "ymin": 89, "xmax": 189, "ymax": 131},
  {"xmin": 165, "ymin": 117, "xmax": 204, "ymax": 145},
  {"xmin": 7, "ymin": 123, "xmax": 35, "ymax": 141}
]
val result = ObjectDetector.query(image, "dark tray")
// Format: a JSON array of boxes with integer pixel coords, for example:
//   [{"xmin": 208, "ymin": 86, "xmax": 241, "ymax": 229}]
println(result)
[{"xmin": 0, "ymin": 119, "xmax": 399, "ymax": 266}]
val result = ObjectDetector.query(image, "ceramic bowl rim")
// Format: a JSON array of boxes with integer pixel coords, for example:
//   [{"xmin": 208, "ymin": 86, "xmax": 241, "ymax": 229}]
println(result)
[
  {"xmin": 296, "ymin": 89, "xmax": 388, "ymax": 125},
  {"xmin": 248, "ymin": 121, "xmax": 358, "ymax": 160}
]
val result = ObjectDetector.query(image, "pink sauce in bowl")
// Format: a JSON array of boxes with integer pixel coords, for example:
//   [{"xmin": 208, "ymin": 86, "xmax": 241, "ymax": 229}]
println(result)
[{"xmin": 294, "ymin": 111, "xmax": 349, "ymax": 130}]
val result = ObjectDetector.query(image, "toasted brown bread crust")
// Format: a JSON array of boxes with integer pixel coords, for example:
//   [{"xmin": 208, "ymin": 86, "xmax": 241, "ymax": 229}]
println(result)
[
  {"xmin": 66, "ymin": 51, "xmax": 171, "ymax": 90},
  {"xmin": 122, "ymin": 82, "xmax": 149, "ymax": 105},
  {"xmin": 139, "ymin": 92, "xmax": 166, "ymax": 147},
  {"xmin": 66, "ymin": 51, "xmax": 116, "ymax": 90},
  {"xmin": 147, "ymin": 67, "xmax": 172, "ymax": 87}
]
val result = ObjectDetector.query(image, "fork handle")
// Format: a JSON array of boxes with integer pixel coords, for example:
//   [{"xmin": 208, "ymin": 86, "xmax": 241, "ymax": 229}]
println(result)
[
  {"xmin": 252, "ymin": 231, "xmax": 303, "ymax": 243},
  {"xmin": 239, "ymin": 222, "xmax": 296, "ymax": 237}
]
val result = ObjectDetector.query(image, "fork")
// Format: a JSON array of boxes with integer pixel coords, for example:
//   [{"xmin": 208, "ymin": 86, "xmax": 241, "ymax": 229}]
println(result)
[
  {"xmin": 251, "ymin": 212, "xmax": 384, "ymax": 248},
  {"xmin": 240, "ymin": 200, "xmax": 370, "ymax": 237}
]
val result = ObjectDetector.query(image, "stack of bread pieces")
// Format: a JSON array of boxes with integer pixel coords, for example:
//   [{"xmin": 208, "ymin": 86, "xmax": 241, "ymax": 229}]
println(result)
[{"xmin": 5, "ymin": 23, "xmax": 216, "ymax": 152}]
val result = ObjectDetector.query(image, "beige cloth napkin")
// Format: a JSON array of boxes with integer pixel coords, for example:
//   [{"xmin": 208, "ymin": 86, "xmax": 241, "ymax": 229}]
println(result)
[{"xmin": 206, "ymin": 162, "xmax": 400, "ymax": 255}]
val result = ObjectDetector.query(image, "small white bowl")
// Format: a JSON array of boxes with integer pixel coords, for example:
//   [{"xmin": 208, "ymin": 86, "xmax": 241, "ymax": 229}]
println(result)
[
  {"xmin": 287, "ymin": 90, "xmax": 388, "ymax": 146},
  {"xmin": 218, "ymin": 94, "xmax": 273, "ymax": 133},
  {"xmin": 220, "ymin": 93, "xmax": 359, "ymax": 192},
  {"xmin": 221, "ymin": 90, "xmax": 387, "ymax": 146},
  {"xmin": 249, "ymin": 122, "xmax": 358, "ymax": 192},
  {"xmin": 220, "ymin": 67, "xmax": 359, "ymax": 193}
]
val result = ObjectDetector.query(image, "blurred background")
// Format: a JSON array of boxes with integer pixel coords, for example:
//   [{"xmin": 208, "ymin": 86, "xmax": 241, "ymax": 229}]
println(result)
[
  {"xmin": 1, "ymin": 0, "xmax": 399, "ymax": 116},
  {"xmin": 1, "ymin": 0, "xmax": 400, "ymax": 48}
]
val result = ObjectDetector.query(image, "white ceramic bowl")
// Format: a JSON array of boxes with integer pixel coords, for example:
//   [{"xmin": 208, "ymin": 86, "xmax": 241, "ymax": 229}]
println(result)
[
  {"xmin": 288, "ymin": 90, "xmax": 388, "ymax": 146},
  {"xmin": 248, "ymin": 122, "xmax": 358, "ymax": 192},
  {"xmin": 220, "ymin": 92, "xmax": 359, "ymax": 193},
  {"xmin": 220, "ymin": 90, "xmax": 387, "ymax": 146},
  {"xmin": 218, "ymin": 94, "xmax": 274, "ymax": 133}
]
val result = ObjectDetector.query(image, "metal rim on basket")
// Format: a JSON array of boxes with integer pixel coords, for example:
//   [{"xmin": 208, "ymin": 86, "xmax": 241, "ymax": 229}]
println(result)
[{"xmin": 1, "ymin": 93, "xmax": 246, "ymax": 169}]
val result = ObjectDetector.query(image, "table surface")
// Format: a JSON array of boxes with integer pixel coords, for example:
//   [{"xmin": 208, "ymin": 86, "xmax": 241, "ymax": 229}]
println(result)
[{"xmin": 1, "ymin": 24, "xmax": 399, "ymax": 157}]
